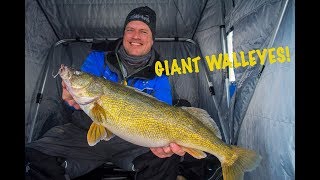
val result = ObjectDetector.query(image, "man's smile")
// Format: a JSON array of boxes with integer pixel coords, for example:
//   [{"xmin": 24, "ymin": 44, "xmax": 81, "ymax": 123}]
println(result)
[{"xmin": 130, "ymin": 42, "xmax": 143, "ymax": 46}]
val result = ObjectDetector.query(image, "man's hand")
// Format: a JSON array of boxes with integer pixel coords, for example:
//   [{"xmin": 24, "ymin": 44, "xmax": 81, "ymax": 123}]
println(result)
[
  {"xmin": 61, "ymin": 81, "xmax": 81, "ymax": 110},
  {"xmin": 150, "ymin": 143, "xmax": 186, "ymax": 158}
]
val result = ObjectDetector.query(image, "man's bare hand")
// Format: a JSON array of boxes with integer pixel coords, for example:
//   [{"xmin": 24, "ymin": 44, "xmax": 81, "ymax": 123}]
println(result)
[
  {"xmin": 62, "ymin": 81, "xmax": 81, "ymax": 110},
  {"xmin": 150, "ymin": 143, "xmax": 186, "ymax": 158}
]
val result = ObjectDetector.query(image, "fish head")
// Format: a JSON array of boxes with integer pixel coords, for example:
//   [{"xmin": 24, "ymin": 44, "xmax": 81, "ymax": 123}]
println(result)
[
  {"xmin": 59, "ymin": 64, "xmax": 93, "ymax": 89},
  {"xmin": 59, "ymin": 64, "xmax": 100, "ymax": 105}
]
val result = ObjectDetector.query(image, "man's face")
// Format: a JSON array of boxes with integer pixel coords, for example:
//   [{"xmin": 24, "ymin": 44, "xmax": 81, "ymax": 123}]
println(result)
[{"xmin": 123, "ymin": 20, "xmax": 154, "ymax": 57}]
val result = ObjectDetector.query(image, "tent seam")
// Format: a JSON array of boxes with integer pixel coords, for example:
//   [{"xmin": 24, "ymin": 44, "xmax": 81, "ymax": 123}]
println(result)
[
  {"xmin": 36, "ymin": 0, "xmax": 60, "ymax": 40},
  {"xmin": 227, "ymin": 0, "xmax": 281, "ymax": 30}
]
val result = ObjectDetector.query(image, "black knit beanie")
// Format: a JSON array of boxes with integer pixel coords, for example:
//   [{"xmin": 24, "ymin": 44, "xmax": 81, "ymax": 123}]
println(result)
[{"xmin": 124, "ymin": 6, "xmax": 156, "ymax": 39}]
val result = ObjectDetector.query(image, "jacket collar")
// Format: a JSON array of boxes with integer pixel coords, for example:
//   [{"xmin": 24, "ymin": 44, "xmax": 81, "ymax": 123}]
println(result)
[{"xmin": 105, "ymin": 38, "xmax": 162, "ymax": 80}]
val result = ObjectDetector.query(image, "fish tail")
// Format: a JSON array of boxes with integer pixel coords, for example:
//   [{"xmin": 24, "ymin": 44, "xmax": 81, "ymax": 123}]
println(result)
[{"xmin": 221, "ymin": 145, "xmax": 262, "ymax": 180}]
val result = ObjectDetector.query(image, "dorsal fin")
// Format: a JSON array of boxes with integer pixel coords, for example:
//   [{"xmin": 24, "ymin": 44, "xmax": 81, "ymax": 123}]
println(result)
[
  {"xmin": 181, "ymin": 107, "xmax": 222, "ymax": 139},
  {"xmin": 121, "ymin": 84, "xmax": 165, "ymax": 103}
]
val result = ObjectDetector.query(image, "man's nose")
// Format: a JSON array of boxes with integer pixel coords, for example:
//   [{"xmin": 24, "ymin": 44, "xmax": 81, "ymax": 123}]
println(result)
[{"xmin": 132, "ymin": 31, "xmax": 141, "ymax": 39}]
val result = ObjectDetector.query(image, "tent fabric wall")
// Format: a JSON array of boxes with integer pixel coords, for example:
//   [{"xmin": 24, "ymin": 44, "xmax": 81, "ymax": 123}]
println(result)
[
  {"xmin": 153, "ymin": 41, "xmax": 202, "ymax": 107},
  {"xmin": 238, "ymin": 0, "xmax": 295, "ymax": 179},
  {"xmin": 36, "ymin": 0, "xmax": 207, "ymax": 39},
  {"xmin": 193, "ymin": 0, "xmax": 229, "ymax": 141},
  {"xmin": 27, "ymin": 42, "xmax": 93, "ymax": 141},
  {"xmin": 25, "ymin": 0, "xmax": 59, "ymax": 142},
  {"xmin": 224, "ymin": 0, "xmax": 295, "ymax": 179},
  {"xmin": 224, "ymin": 0, "xmax": 287, "ymax": 146}
]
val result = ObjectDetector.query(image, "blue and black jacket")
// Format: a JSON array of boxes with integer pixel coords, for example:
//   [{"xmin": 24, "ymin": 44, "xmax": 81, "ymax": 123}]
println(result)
[{"xmin": 81, "ymin": 38, "xmax": 172, "ymax": 105}]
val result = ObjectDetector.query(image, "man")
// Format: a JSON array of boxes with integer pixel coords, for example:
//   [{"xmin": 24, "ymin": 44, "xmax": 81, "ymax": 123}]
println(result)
[{"xmin": 26, "ymin": 6, "xmax": 186, "ymax": 180}]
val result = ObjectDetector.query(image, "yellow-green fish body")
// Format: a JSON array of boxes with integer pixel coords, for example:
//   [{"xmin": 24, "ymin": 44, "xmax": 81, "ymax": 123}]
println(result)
[{"xmin": 59, "ymin": 64, "xmax": 261, "ymax": 180}]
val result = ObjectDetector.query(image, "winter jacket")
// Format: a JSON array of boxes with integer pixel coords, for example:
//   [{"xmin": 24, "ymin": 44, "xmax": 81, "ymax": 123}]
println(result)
[{"xmin": 80, "ymin": 38, "xmax": 172, "ymax": 105}]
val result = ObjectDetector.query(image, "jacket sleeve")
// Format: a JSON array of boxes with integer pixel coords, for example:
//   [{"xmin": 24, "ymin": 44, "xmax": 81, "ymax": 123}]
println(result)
[
  {"xmin": 80, "ymin": 51, "xmax": 106, "ymax": 76},
  {"xmin": 153, "ymin": 75, "xmax": 173, "ymax": 106}
]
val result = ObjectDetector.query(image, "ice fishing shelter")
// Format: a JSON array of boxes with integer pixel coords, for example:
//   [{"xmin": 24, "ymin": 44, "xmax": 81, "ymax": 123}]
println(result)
[{"xmin": 25, "ymin": 0, "xmax": 295, "ymax": 179}]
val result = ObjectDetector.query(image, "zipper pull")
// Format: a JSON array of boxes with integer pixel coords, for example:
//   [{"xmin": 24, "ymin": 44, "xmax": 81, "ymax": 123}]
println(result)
[{"xmin": 122, "ymin": 80, "xmax": 127, "ymax": 86}]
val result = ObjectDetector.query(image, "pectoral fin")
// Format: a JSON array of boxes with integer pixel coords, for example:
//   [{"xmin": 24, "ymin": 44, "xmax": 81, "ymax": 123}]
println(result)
[
  {"xmin": 89, "ymin": 102, "xmax": 106, "ymax": 123},
  {"xmin": 182, "ymin": 146, "xmax": 207, "ymax": 159},
  {"xmin": 104, "ymin": 129, "xmax": 115, "ymax": 141},
  {"xmin": 87, "ymin": 122, "xmax": 114, "ymax": 146}
]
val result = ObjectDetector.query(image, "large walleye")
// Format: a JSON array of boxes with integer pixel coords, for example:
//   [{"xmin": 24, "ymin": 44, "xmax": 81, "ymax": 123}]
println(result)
[{"xmin": 58, "ymin": 64, "xmax": 261, "ymax": 180}]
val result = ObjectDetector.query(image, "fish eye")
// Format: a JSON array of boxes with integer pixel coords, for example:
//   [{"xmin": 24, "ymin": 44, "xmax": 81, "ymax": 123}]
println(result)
[{"xmin": 74, "ymin": 71, "xmax": 82, "ymax": 75}]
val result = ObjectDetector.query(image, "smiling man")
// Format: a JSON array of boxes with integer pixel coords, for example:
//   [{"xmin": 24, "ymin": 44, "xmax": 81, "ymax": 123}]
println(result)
[
  {"xmin": 26, "ymin": 6, "xmax": 186, "ymax": 180},
  {"xmin": 123, "ymin": 20, "xmax": 153, "ymax": 56}
]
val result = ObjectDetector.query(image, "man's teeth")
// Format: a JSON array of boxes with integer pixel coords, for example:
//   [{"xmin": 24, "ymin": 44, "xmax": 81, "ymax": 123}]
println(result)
[{"xmin": 131, "ymin": 42, "xmax": 141, "ymax": 45}]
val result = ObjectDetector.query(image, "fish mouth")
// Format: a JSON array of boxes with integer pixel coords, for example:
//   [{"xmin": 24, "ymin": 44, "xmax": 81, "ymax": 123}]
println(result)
[{"xmin": 59, "ymin": 64, "xmax": 72, "ymax": 81}]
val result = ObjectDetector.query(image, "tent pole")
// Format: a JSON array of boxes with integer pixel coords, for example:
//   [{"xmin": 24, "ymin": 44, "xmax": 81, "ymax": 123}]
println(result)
[
  {"xmin": 201, "ymin": 54, "xmax": 229, "ymax": 143},
  {"xmin": 220, "ymin": 25, "xmax": 230, "ymax": 108},
  {"xmin": 27, "ymin": 52, "xmax": 51, "ymax": 143},
  {"xmin": 258, "ymin": 0, "xmax": 290, "ymax": 76}
]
